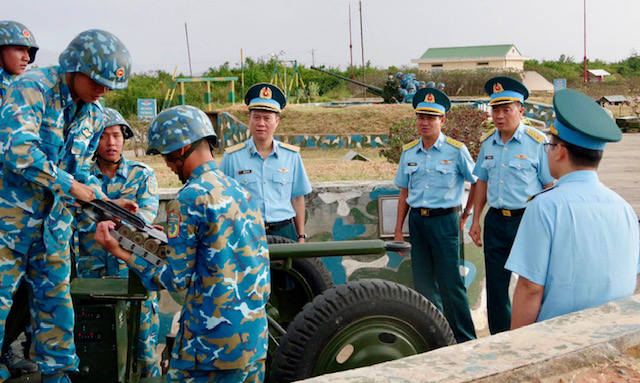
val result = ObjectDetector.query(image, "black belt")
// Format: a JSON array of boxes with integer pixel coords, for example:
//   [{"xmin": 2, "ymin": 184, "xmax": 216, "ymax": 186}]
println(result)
[
  {"xmin": 490, "ymin": 207, "xmax": 526, "ymax": 217},
  {"xmin": 412, "ymin": 206, "xmax": 460, "ymax": 217},
  {"xmin": 265, "ymin": 219, "xmax": 293, "ymax": 231}
]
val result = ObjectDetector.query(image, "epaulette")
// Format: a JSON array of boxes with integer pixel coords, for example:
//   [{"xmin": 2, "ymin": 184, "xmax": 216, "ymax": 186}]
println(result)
[
  {"xmin": 525, "ymin": 128, "xmax": 545, "ymax": 144},
  {"xmin": 131, "ymin": 161, "xmax": 153, "ymax": 172},
  {"xmin": 527, "ymin": 185, "xmax": 557, "ymax": 203},
  {"xmin": 279, "ymin": 142, "xmax": 300, "ymax": 153},
  {"xmin": 445, "ymin": 137, "xmax": 463, "ymax": 149},
  {"xmin": 402, "ymin": 140, "xmax": 420, "ymax": 151},
  {"xmin": 481, "ymin": 128, "xmax": 496, "ymax": 142},
  {"xmin": 224, "ymin": 142, "xmax": 246, "ymax": 154}
]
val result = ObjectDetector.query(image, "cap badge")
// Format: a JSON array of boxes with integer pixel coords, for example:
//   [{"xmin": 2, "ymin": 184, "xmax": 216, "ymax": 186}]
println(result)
[
  {"xmin": 493, "ymin": 83, "xmax": 504, "ymax": 93},
  {"xmin": 116, "ymin": 68, "xmax": 125, "ymax": 78},
  {"xmin": 425, "ymin": 93, "xmax": 435, "ymax": 103},
  {"xmin": 22, "ymin": 29, "xmax": 30, "ymax": 38},
  {"xmin": 260, "ymin": 87, "xmax": 272, "ymax": 100},
  {"xmin": 515, "ymin": 154, "xmax": 527, "ymax": 159}
]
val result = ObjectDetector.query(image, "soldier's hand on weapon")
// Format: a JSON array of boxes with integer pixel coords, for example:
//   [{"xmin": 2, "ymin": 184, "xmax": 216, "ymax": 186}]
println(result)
[
  {"xmin": 95, "ymin": 220, "xmax": 132, "ymax": 262},
  {"xmin": 111, "ymin": 198, "xmax": 139, "ymax": 214},
  {"xmin": 469, "ymin": 221, "xmax": 482, "ymax": 247},
  {"xmin": 69, "ymin": 180, "xmax": 96, "ymax": 202}
]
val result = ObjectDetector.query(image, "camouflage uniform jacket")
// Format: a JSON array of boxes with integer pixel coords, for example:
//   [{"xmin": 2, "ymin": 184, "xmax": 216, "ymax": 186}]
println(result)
[
  {"xmin": 127, "ymin": 160, "xmax": 270, "ymax": 371},
  {"xmin": 77, "ymin": 155, "xmax": 159, "ymax": 277},
  {"xmin": 0, "ymin": 67, "xmax": 12, "ymax": 101},
  {"xmin": 0, "ymin": 65, "xmax": 106, "ymax": 255}
]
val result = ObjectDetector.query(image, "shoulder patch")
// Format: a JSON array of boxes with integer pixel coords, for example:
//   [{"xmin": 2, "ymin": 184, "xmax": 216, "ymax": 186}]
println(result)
[
  {"xmin": 224, "ymin": 142, "xmax": 246, "ymax": 154},
  {"xmin": 445, "ymin": 137, "xmax": 463, "ymax": 149},
  {"xmin": 279, "ymin": 142, "xmax": 300, "ymax": 152},
  {"xmin": 481, "ymin": 128, "xmax": 496, "ymax": 142},
  {"xmin": 525, "ymin": 128, "xmax": 545, "ymax": 144},
  {"xmin": 402, "ymin": 139, "xmax": 420, "ymax": 151},
  {"xmin": 527, "ymin": 185, "xmax": 557, "ymax": 203}
]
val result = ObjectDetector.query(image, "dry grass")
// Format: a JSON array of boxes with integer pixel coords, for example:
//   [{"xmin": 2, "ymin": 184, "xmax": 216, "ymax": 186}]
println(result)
[{"xmin": 136, "ymin": 147, "xmax": 398, "ymax": 188}]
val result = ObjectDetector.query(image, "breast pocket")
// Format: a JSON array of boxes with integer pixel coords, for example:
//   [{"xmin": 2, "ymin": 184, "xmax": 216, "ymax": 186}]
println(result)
[
  {"xmin": 272, "ymin": 172, "xmax": 294, "ymax": 199},
  {"xmin": 508, "ymin": 160, "xmax": 534, "ymax": 182},
  {"xmin": 404, "ymin": 165, "xmax": 421, "ymax": 189},
  {"xmin": 433, "ymin": 164, "xmax": 456, "ymax": 188},
  {"xmin": 235, "ymin": 172, "xmax": 257, "ymax": 189}
]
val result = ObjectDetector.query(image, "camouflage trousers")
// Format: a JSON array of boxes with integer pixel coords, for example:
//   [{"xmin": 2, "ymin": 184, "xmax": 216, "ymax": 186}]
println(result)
[
  {"xmin": 166, "ymin": 359, "xmax": 265, "ymax": 383},
  {"xmin": 0, "ymin": 236, "xmax": 78, "ymax": 382},
  {"xmin": 138, "ymin": 292, "xmax": 160, "ymax": 377}
]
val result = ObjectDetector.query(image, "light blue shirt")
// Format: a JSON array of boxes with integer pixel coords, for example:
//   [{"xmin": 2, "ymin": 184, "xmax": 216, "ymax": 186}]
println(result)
[
  {"xmin": 505, "ymin": 170, "xmax": 640, "ymax": 322},
  {"xmin": 473, "ymin": 123, "xmax": 554, "ymax": 209},
  {"xmin": 220, "ymin": 137, "xmax": 312, "ymax": 223},
  {"xmin": 394, "ymin": 133, "xmax": 477, "ymax": 208}
]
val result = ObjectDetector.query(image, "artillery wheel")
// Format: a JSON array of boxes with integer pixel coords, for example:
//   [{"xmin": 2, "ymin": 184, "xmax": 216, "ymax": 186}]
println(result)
[
  {"xmin": 269, "ymin": 279, "xmax": 455, "ymax": 382},
  {"xmin": 267, "ymin": 235, "xmax": 334, "ymax": 330}
]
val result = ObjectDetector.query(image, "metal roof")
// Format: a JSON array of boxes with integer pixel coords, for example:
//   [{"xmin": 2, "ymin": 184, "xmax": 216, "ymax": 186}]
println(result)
[
  {"xmin": 418, "ymin": 44, "xmax": 521, "ymax": 59},
  {"xmin": 588, "ymin": 69, "xmax": 611, "ymax": 77}
]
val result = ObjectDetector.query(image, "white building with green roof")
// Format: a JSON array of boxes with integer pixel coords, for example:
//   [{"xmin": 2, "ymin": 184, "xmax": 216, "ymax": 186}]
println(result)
[{"xmin": 412, "ymin": 44, "xmax": 527, "ymax": 72}]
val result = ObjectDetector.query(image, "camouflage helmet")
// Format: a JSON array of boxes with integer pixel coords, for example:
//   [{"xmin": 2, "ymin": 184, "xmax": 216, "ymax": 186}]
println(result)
[
  {"xmin": 147, "ymin": 105, "xmax": 217, "ymax": 155},
  {"xmin": 104, "ymin": 108, "xmax": 134, "ymax": 139},
  {"xmin": 427, "ymin": 81, "xmax": 436, "ymax": 88},
  {"xmin": 59, "ymin": 29, "xmax": 131, "ymax": 90},
  {"xmin": 0, "ymin": 21, "xmax": 38, "ymax": 64},
  {"xmin": 437, "ymin": 82, "xmax": 445, "ymax": 89}
]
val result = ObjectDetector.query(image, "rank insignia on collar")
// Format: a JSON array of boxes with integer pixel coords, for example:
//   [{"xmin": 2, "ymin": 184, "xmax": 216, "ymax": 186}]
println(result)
[
  {"xmin": 440, "ymin": 160, "xmax": 452, "ymax": 164},
  {"xmin": 260, "ymin": 86, "xmax": 272, "ymax": 99},
  {"xmin": 82, "ymin": 127, "xmax": 92, "ymax": 138},
  {"xmin": 515, "ymin": 154, "xmax": 528, "ymax": 159},
  {"xmin": 493, "ymin": 83, "xmax": 504, "ymax": 93},
  {"xmin": 277, "ymin": 168, "xmax": 289, "ymax": 173}
]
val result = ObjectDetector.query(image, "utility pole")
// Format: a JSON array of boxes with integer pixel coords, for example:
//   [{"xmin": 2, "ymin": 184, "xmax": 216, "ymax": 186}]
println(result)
[
  {"xmin": 583, "ymin": 0, "xmax": 588, "ymax": 83},
  {"xmin": 359, "ymin": 1, "xmax": 365, "ymax": 100},
  {"xmin": 349, "ymin": 4, "xmax": 354, "ymax": 79},
  {"xmin": 312, "ymin": 49, "xmax": 315, "ymax": 67},
  {"xmin": 185, "ymin": 22, "xmax": 193, "ymax": 77}
]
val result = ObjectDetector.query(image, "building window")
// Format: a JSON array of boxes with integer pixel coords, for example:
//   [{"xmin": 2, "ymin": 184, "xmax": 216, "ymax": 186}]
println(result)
[
  {"xmin": 477, "ymin": 62, "xmax": 489, "ymax": 66},
  {"xmin": 431, "ymin": 64, "xmax": 443, "ymax": 68}
]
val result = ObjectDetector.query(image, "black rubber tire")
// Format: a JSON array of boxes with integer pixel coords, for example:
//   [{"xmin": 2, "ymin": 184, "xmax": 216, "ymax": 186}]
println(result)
[
  {"xmin": 269, "ymin": 279, "xmax": 455, "ymax": 382},
  {"xmin": 267, "ymin": 235, "xmax": 334, "ymax": 329}
]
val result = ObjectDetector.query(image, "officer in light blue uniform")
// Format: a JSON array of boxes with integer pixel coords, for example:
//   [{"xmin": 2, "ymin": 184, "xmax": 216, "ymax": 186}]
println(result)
[
  {"xmin": 507, "ymin": 89, "xmax": 640, "ymax": 328},
  {"xmin": 469, "ymin": 76, "xmax": 555, "ymax": 335},
  {"xmin": 394, "ymin": 88, "xmax": 477, "ymax": 343},
  {"xmin": 76, "ymin": 108, "xmax": 160, "ymax": 377},
  {"xmin": 220, "ymin": 83, "xmax": 312, "ymax": 242}
]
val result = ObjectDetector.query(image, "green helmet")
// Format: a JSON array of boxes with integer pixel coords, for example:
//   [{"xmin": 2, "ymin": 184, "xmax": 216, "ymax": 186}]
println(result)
[
  {"xmin": 104, "ymin": 108, "xmax": 133, "ymax": 139},
  {"xmin": 0, "ymin": 21, "xmax": 38, "ymax": 64},
  {"xmin": 58, "ymin": 29, "xmax": 131, "ymax": 90},
  {"xmin": 147, "ymin": 105, "xmax": 217, "ymax": 155}
]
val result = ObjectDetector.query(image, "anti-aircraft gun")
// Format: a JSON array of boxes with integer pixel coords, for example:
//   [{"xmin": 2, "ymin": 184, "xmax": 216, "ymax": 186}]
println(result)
[
  {"xmin": 53, "ymin": 200, "xmax": 455, "ymax": 383},
  {"xmin": 310, "ymin": 66, "xmax": 404, "ymax": 104}
]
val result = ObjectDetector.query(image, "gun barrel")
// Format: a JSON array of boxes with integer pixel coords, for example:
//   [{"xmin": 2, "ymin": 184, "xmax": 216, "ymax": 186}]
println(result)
[{"xmin": 311, "ymin": 66, "xmax": 383, "ymax": 95}]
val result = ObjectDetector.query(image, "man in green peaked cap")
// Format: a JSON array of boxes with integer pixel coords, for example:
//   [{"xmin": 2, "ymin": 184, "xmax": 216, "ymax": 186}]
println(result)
[
  {"xmin": 394, "ymin": 87, "xmax": 477, "ymax": 343},
  {"xmin": 506, "ymin": 88, "xmax": 639, "ymax": 329}
]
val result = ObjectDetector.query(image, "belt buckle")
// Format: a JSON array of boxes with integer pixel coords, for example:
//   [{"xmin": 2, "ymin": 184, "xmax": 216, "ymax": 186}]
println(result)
[
  {"xmin": 421, "ymin": 209, "xmax": 429, "ymax": 216},
  {"xmin": 502, "ymin": 209, "xmax": 511, "ymax": 217}
]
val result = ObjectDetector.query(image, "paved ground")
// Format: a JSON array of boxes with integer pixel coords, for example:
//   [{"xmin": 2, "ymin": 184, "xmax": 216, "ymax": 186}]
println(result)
[{"xmin": 597, "ymin": 133, "xmax": 640, "ymax": 214}]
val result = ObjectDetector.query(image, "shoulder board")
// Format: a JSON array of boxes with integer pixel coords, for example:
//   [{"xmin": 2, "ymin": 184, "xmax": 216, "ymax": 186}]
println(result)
[
  {"xmin": 402, "ymin": 139, "xmax": 420, "ymax": 151},
  {"xmin": 527, "ymin": 185, "xmax": 557, "ymax": 203},
  {"xmin": 445, "ymin": 137, "xmax": 463, "ymax": 149},
  {"xmin": 279, "ymin": 142, "xmax": 300, "ymax": 152},
  {"xmin": 481, "ymin": 128, "xmax": 496, "ymax": 142},
  {"xmin": 224, "ymin": 142, "xmax": 246, "ymax": 154},
  {"xmin": 525, "ymin": 128, "xmax": 545, "ymax": 144},
  {"xmin": 130, "ymin": 161, "xmax": 153, "ymax": 172}
]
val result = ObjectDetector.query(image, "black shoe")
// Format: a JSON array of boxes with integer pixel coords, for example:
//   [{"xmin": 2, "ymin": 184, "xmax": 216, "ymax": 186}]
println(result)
[{"xmin": 0, "ymin": 347, "xmax": 38, "ymax": 377}]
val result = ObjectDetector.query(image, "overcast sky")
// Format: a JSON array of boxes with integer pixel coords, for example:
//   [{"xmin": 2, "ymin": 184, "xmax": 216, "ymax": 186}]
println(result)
[{"xmin": 4, "ymin": 0, "xmax": 639, "ymax": 76}]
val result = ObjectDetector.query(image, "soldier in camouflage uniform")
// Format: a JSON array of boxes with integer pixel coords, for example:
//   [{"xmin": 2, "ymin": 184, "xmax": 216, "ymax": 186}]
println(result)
[
  {"xmin": 0, "ymin": 19, "xmax": 40, "ymax": 378},
  {"xmin": 76, "ymin": 108, "xmax": 160, "ymax": 377},
  {"xmin": 0, "ymin": 30, "xmax": 133, "ymax": 383},
  {"xmin": 94, "ymin": 105, "xmax": 271, "ymax": 383},
  {"xmin": 0, "ymin": 20, "xmax": 38, "ymax": 100}
]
